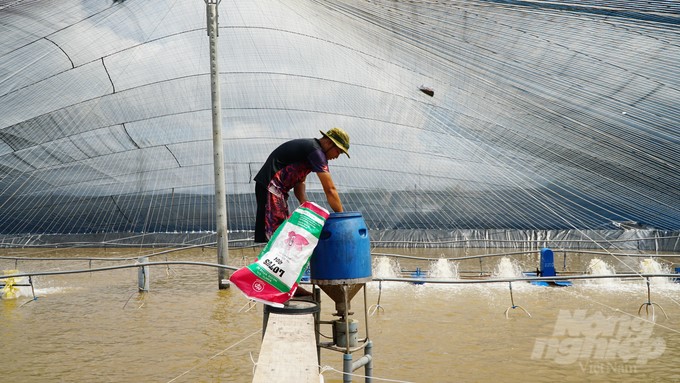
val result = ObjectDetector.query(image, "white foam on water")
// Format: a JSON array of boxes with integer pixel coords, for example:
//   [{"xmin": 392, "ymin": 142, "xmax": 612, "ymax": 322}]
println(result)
[
  {"xmin": 2, "ymin": 269, "xmax": 76, "ymax": 300},
  {"xmin": 428, "ymin": 258, "xmax": 459, "ymax": 280},
  {"xmin": 640, "ymin": 258, "xmax": 671, "ymax": 285},
  {"xmin": 585, "ymin": 258, "xmax": 619, "ymax": 286},
  {"xmin": 372, "ymin": 256, "xmax": 401, "ymax": 279},
  {"xmin": 492, "ymin": 257, "xmax": 523, "ymax": 278},
  {"xmin": 34, "ymin": 286, "xmax": 70, "ymax": 296}
]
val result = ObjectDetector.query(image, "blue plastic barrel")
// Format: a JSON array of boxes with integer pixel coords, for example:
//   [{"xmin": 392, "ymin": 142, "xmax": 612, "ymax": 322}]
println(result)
[{"xmin": 310, "ymin": 212, "xmax": 372, "ymax": 284}]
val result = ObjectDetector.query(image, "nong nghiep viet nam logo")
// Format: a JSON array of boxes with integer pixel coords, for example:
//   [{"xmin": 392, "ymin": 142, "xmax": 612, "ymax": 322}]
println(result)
[{"xmin": 531, "ymin": 309, "xmax": 665, "ymax": 366}]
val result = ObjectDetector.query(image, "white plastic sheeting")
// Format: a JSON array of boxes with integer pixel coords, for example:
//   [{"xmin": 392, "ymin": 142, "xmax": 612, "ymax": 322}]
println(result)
[{"xmin": 0, "ymin": 0, "xmax": 678, "ymax": 239}]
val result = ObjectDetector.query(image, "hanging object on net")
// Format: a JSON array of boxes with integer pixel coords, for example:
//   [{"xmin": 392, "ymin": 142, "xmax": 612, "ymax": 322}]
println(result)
[{"xmin": 419, "ymin": 85, "xmax": 434, "ymax": 97}]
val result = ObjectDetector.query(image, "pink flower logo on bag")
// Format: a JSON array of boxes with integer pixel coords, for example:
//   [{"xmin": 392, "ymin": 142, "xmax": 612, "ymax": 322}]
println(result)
[
  {"xmin": 285, "ymin": 231, "xmax": 309, "ymax": 250},
  {"xmin": 252, "ymin": 280, "xmax": 265, "ymax": 292}
]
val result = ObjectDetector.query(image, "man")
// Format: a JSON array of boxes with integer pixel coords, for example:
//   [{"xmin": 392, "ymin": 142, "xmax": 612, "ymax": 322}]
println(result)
[{"xmin": 254, "ymin": 128, "xmax": 350, "ymax": 243}]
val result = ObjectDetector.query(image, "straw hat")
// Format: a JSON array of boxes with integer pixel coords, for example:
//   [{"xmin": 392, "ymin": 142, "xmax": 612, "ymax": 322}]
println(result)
[{"xmin": 320, "ymin": 128, "xmax": 350, "ymax": 158}]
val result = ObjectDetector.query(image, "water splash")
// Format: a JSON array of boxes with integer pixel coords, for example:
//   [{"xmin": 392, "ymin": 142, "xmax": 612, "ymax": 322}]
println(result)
[
  {"xmin": 492, "ymin": 257, "xmax": 523, "ymax": 278},
  {"xmin": 640, "ymin": 258, "xmax": 670, "ymax": 285},
  {"xmin": 373, "ymin": 256, "xmax": 401, "ymax": 279},
  {"xmin": 428, "ymin": 258, "xmax": 459, "ymax": 280},
  {"xmin": 585, "ymin": 258, "xmax": 619, "ymax": 285}
]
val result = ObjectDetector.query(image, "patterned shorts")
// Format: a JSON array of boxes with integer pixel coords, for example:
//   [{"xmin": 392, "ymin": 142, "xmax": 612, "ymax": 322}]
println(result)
[{"xmin": 264, "ymin": 189, "xmax": 290, "ymax": 240}]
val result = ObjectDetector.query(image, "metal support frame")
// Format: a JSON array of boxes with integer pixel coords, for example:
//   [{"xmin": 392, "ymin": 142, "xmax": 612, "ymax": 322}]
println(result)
[{"xmin": 316, "ymin": 282, "xmax": 373, "ymax": 383}]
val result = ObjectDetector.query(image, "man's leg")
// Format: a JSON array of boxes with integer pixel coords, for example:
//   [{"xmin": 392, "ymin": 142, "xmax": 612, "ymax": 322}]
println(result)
[
  {"xmin": 254, "ymin": 183, "xmax": 268, "ymax": 243},
  {"xmin": 264, "ymin": 192, "xmax": 289, "ymax": 240}
]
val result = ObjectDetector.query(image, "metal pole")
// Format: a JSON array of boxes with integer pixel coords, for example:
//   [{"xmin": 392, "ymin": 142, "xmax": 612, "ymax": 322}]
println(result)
[
  {"xmin": 343, "ymin": 353, "xmax": 353, "ymax": 383},
  {"xmin": 138, "ymin": 256, "xmax": 150, "ymax": 291},
  {"xmin": 343, "ymin": 284, "xmax": 352, "ymax": 383},
  {"xmin": 343, "ymin": 285, "xmax": 351, "ymax": 354},
  {"xmin": 364, "ymin": 340, "xmax": 373, "ymax": 383},
  {"xmin": 314, "ymin": 286, "xmax": 322, "ymax": 365},
  {"xmin": 205, "ymin": 0, "xmax": 230, "ymax": 289},
  {"xmin": 362, "ymin": 284, "xmax": 369, "ymax": 340}
]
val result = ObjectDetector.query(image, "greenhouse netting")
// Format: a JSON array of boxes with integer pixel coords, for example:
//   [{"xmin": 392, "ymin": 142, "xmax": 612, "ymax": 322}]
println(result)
[{"xmin": 0, "ymin": 0, "xmax": 678, "ymax": 249}]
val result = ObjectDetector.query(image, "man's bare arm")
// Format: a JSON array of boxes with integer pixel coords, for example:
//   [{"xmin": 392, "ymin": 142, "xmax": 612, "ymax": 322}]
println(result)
[
  {"xmin": 294, "ymin": 181, "xmax": 307, "ymax": 204},
  {"xmin": 316, "ymin": 172, "xmax": 343, "ymax": 212}
]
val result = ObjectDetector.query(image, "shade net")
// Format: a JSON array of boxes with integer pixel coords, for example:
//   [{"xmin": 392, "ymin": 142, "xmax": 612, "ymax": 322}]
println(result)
[{"xmin": 0, "ymin": 0, "xmax": 678, "ymax": 243}]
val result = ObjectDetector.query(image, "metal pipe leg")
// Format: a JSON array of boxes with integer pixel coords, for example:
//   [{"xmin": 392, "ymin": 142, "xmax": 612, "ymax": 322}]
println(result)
[
  {"xmin": 343, "ymin": 353, "xmax": 353, "ymax": 383},
  {"xmin": 364, "ymin": 340, "xmax": 373, "ymax": 383}
]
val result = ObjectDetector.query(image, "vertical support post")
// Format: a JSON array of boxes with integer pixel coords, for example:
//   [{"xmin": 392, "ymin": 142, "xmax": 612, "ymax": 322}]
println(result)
[
  {"xmin": 343, "ymin": 284, "xmax": 351, "ymax": 354},
  {"xmin": 654, "ymin": 231, "xmax": 659, "ymax": 255},
  {"xmin": 343, "ymin": 284, "xmax": 352, "ymax": 383},
  {"xmin": 313, "ymin": 286, "xmax": 322, "ymax": 365},
  {"xmin": 28, "ymin": 275, "xmax": 36, "ymax": 300},
  {"xmin": 205, "ymin": 0, "xmax": 230, "ymax": 289},
  {"xmin": 364, "ymin": 340, "xmax": 373, "ymax": 383},
  {"xmin": 262, "ymin": 304, "xmax": 271, "ymax": 338},
  {"xmin": 362, "ymin": 284, "xmax": 369, "ymax": 340},
  {"xmin": 138, "ymin": 256, "xmax": 150, "ymax": 292},
  {"xmin": 343, "ymin": 353, "xmax": 353, "ymax": 383}
]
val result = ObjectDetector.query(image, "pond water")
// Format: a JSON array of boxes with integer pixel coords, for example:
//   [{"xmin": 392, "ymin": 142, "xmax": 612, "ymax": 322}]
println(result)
[{"xmin": 2, "ymin": 247, "xmax": 680, "ymax": 382}]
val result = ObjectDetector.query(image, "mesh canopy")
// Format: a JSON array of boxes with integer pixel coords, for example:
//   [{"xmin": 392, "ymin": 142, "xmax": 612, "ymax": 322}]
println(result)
[{"xmin": 0, "ymin": 0, "xmax": 678, "ymax": 236}]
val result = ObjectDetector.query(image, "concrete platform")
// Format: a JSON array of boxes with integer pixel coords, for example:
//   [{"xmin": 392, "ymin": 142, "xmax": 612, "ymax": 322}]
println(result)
[{"xmin": 253, "ymin": 302, "xmax": 320, "ymax": 383}]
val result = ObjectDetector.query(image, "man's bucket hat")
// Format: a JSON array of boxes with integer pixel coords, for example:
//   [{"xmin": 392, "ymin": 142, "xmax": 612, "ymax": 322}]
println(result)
[{"xmin": 320, "ymin": 128, "xmax": 350, "ymax": 158}]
